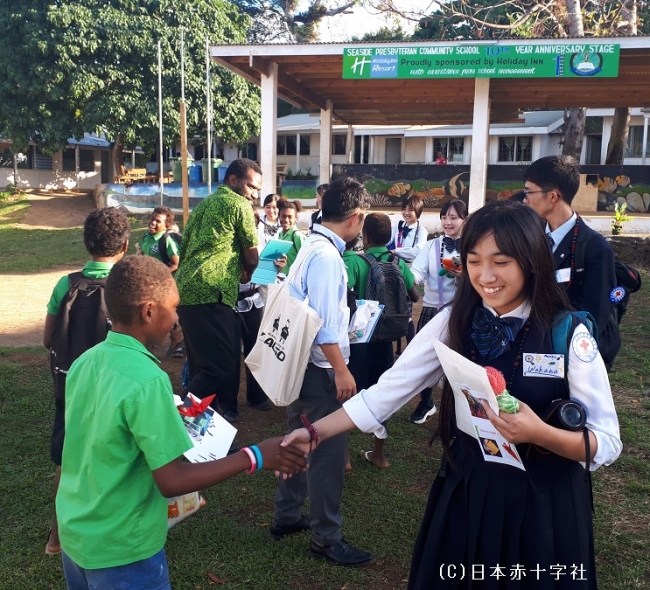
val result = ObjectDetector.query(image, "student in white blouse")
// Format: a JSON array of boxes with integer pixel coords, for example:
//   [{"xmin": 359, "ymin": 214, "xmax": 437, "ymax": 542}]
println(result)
[{"xmin": 282, "ymin": 200, "xmax": 621, "ymax": 589}]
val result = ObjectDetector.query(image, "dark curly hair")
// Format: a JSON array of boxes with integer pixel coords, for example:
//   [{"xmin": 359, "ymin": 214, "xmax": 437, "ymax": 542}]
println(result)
[
  {"xmin": 105, "ymin": 256, "xmax": 174, "ymax": 326},
  {"xmin": 152, "ymin": 206, "xmax": 174, "ymax": 226},
  {"xmin": 83, "ymin": 207, "xmax": 131, "ymax": 257}
]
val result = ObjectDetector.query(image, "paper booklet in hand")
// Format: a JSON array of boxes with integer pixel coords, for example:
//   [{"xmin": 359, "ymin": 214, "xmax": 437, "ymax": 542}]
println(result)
[
  {"xmin": 251, "ymin": 238, "xmax": 293, "ymax": 285},
  {"xmin": 348, "ymin": 300, "xmax": 384, "ymax": 344},
  {"xmin": 432, "ymin": 340, "xmax": 525, "ymax": 470},
  {"xmin": 174, "ymin": 393, "xmax": 237, "ymax": 463}
]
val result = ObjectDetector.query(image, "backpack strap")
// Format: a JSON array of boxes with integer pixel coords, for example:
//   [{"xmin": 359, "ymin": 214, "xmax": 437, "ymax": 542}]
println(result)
[
  {"xmin": 434, "ymin": 237, "xmax": 444, "ymax": 310},
  {"xmin": 552, "ymin": 310, "xmax": 597, "ymax": 391},
  {"xmin": 158, "ymin": 231, "xmax": 172, "ymax": 267}
]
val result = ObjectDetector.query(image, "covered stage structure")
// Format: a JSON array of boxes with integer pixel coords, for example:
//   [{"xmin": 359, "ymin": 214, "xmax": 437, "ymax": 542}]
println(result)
[{"xmin": 210, "ymin": 37, "xmax": 650, "ymax": 210}]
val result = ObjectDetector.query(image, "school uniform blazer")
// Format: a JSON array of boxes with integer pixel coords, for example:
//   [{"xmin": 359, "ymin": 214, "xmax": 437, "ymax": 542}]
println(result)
[{"xmin": 553, "ymin": 216, "xmax": 620, "ymax": 366}]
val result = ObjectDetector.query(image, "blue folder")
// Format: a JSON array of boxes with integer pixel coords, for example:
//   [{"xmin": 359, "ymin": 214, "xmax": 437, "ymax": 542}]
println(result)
[{"xmin": 250, "ymin": 238, "xmax": 293, "ymax": 285}]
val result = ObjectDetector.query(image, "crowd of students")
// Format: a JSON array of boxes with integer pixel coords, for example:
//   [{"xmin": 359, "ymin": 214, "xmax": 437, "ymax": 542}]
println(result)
[{"xmin": 44, "ymin": 156, "xmax": 622, "ymax": 590}]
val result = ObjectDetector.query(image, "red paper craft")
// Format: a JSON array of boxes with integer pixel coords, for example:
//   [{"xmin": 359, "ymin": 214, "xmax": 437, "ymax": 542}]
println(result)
[
  {"xmin": 178, "ymin": 394, "xmax": 216, "ymax": 417},
  {"xmin": 485, "ymin": 366, "xmax": 507, "ymax": 396}
]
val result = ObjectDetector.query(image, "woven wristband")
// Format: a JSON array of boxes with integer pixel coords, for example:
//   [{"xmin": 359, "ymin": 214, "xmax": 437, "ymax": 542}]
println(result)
[
  {"xmin": 250, "ymin": 445, "xmax": 264, "ymax": 472},
  {"xmin": 241, "ymin": 447, "xmax": 257, "ymax": 474}
]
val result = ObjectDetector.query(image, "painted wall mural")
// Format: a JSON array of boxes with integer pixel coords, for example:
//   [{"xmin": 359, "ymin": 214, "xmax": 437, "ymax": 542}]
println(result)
[{"xmin": 334, "ymin": 164, "xmax": 650, "ymax": 213}]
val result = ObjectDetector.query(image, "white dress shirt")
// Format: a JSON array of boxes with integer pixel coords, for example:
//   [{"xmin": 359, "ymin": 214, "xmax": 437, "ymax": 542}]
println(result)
[
  {"xmin": 388, "ymin": 220, "xmax": 428, "ymax": 263},
  {"xmin": 411, "ymin": 236, "xmax": 458, "ymax": 309},
  {"xmin": 546, "ymin": 212, "xmax": 577, "ymax": 253},
  {"xmin": 343, "ymin": 300, "xmax": 621, "ymax": 470}
]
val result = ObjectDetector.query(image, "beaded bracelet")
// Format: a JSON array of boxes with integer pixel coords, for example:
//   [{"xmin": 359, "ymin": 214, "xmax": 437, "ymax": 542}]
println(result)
[
  {"xmin": 241, "ymin": 447, "xmax": 257, "ymax": 474},
  {"xmin": 250, "ymin": 445, "xmax": 264, "ymax": 472}
]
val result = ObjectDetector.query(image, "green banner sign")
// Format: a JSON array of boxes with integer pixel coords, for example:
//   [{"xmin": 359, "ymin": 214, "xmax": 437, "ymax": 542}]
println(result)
[{"xmin": 343, "ymin": 43, "xmax": 619, "ymax": 79}]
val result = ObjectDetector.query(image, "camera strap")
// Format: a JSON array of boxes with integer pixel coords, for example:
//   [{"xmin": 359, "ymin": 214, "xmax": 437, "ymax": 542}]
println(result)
[{"xmin": 583, "ymin": 428, "xmax": 594, "ymax": 514}]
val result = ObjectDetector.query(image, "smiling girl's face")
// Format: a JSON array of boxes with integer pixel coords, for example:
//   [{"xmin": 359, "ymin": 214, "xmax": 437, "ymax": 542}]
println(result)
[
  {"xmin": 441, "ymin": 205, "xmax": 465, "ymax": 239},
  {"xmin": 466, "ymin": 232, "xmax": 526, "ymax": 316},
  {"xmin": 264, "ymin": 201, "xmax": 279, "ymax": 223}
]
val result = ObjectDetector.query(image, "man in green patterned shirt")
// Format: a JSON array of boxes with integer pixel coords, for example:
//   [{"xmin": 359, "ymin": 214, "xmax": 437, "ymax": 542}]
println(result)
[{"xmin": 176, "ymin": 158, "xmax": 261, "ymax": 423}]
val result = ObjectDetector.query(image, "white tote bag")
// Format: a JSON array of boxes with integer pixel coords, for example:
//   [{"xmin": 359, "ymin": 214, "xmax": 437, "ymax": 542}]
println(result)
[{"xmin": 245, "ymin": 264, "xmax": 323, "ymax": 406}]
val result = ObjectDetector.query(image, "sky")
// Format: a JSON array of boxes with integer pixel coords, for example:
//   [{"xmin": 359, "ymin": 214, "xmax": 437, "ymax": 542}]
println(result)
[{"xmin": 313, "ymin": 1, "xmax": 438, "ymax": 42}]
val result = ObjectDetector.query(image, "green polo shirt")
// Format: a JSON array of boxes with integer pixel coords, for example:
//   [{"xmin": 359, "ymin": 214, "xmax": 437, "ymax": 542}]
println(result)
[
  {"xmin": 277, "ymin": 227, "xmax": 305, "ymax": 274},
  {"xmin": 46, "ymin": 261, "xmax": 114, "ymax": 316},
  {"xmin": 344, "ymin": 246, "xmax": 415, "ymax": 299},
  {"xmin": 56, "ymin": 331, "xmax": 193, "ymax": 569},
  {"xmin": 139, "ymin": 230, "xmax": 180, "ymax": 263},
  {"xmin": 175, "ymin": 184, "xmax": 258, "ymax": 307}
]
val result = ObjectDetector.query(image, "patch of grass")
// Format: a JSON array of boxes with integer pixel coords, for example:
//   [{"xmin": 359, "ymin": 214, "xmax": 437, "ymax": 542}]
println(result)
[{"xmin": 0, "ymin": 256, "xmax": 647, "ymax": 587}]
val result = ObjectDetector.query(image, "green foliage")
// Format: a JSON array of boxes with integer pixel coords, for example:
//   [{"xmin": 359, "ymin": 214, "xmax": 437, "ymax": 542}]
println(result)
[
  {"xmin": 350, "ymin": 24, "xmax": 409, "ymax": 42},
  {"xmin": 0, "ymin": 0, "xmax": 261, "ymax": 154},
  {"xmin": 285, "ymin": 167, "xmax": 317, "ymax": 180}
]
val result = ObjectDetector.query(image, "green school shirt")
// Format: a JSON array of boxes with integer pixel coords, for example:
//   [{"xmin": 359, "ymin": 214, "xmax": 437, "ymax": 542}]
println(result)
[
  {"xmin": 344, "ymin": 246, "xmax": 415, "ymax": 299},
  {"xmin": 46, "ymin": 261, "xmax": 114, "ymax": 316},
  {"xmin": 56, "ymin": 331, "xmax": 193, "ymax": 569},
  {"xmin": 175, "ymin": 184, "xmax": 258, "ymax": 307},
  {"xmin": 139, "ymin": 230, "xmax": 180, "ymax": 263},
  {"xmin": 276, "ymin": 227, "xmax": 305, "ymax": 274}
]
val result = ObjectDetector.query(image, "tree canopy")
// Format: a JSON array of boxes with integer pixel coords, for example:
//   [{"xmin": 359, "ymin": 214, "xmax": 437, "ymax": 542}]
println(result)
[{"xmin": 0, "ymin": 0, "xmax": 261, "ymax": 155}]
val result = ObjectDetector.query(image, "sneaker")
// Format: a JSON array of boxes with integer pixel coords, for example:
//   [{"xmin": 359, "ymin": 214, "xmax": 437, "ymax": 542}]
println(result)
[
  {"xmin": 309, "ymin": 538, "xmax": 373, "ymax": 567},
  {"xmin": 270, "ymin": 514, "xmax": 311, "ymax": 540},
  {"xmin": 222, "ymin": 410, "xmax": 240, "ymax": 423},
  {"xmin": 409, "ymin": 401, "xmax": 437, "ymax": 425}
]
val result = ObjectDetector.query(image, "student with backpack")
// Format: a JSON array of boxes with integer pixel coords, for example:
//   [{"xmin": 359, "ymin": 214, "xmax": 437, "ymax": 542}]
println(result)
[
  {"xmin": 139, "ymin": 205, "xmax": 184, "ymax": 357},
  {"xmin": 43, "ymin": 207, "xmax": 131, "ymax": 556},
  {"xmin": 345, "ymin": 213, "xmax": 419, "ymax": 468},
  {"xmin": 282, "ymin": 201, "xmax": 621, "ymax": 589},
  {"xmin": 408, "ymin": 199, "xmax": 468, "ymax": 425},
  {"xmin": 138, "ymin": 206, "xmax": 181, "ymax": 272}
]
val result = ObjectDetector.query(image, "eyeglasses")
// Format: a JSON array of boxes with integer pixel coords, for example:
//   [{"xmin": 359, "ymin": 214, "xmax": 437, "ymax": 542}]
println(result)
[{"xmin": 522, "ymin": 189, "xmax": 548, "ymax": 197}]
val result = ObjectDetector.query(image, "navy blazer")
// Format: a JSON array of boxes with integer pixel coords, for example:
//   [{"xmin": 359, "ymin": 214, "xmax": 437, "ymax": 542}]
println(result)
[{"xmin": 553, "ymin": 216, "xmax": 620, "ymax": 366}]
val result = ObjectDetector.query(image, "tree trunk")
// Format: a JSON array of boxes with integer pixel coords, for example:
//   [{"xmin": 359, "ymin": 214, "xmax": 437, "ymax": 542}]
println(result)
[
  {"xmin": 605, "ymin": 108, "xmax": 630, "ymax": 165},
  {"xmin": 564, "ymin": 0, "xmax": 584, "ymax": 36},
  {"xmin": 112, "ymin": 133, "xmax": 125, "ymax": 178},
  {"xmin": 605, "ymin": 1, "xmax": 636, "ymax": 164},
  {"xmin": 562, "ymin": 108, "xmax": 585, "ymax": 160}
]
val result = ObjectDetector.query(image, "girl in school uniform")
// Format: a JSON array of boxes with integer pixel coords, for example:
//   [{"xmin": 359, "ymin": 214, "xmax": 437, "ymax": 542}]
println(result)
[
  {"xmin": 257, "ymin": 194, "xmax": 281, "ymax": 246},
  {"xmin": 283, "ymin": 200, "xmax": 621, "ymax": 589},
  {"xmin": 408, "ymin": 199, "xmax": 468, "ymax": 424}
]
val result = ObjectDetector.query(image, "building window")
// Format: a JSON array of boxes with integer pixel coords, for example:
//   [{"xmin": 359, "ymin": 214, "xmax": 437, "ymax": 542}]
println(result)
[
  {"xmin": 79, "ymin": 149, "xmax": 95, "ymax": 172},
  {"xmin": 332, "ymin": 134, "xmax": 347, "ymax": 156},
  {"xmin": 434, "ymin": 137, "xmax": 464, "ymax": 162},
  {"xmin": 498, "ymin": 136, "xmax": 533, "ymax": 163},
  {"xmin": 27, "ymin": 145, "xmax": 53, "ymax": 170},
  {"xmin": 242, "ymin": 143, "xmax": 257, "ymax": 161},
  {"xmin": 625, "ymin": 125, "xmax": 650, "ymax": 158},
  {"xmin": 299, "ymin": 135, "xmax": 310, "ymax": 155},
  {"xmin": 63, "ymin": 148, "xmax": 76, "ymax": 171},
  {"xmin": 354, "ymin": 135, "xmax": 369, "ymax": 164}
]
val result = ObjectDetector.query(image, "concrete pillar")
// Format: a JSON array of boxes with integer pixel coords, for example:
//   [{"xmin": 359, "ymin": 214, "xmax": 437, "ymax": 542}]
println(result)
[
  {"xmin": 468, "ymin": 78, "xmax": 491, "ymax": 212},
  {"xmin": 260, "ymin": 62, "xmax": 278, "ymax": 200},
  {"xmin": 319, "ymin": 100, "xmax": 333, "ymax": 185},
  {"xmin": 425, "ymin": 137, "xmax": 434, "ymax": 164},
  {"xmin": 346, "ymin": 125, "xmax": 353, "ymax": 164}
]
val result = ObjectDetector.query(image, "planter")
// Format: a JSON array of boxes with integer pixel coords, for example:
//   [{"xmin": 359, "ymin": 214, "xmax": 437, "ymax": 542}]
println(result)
[
  {"xmin": 612, "ymin": 224, "xmax": 623, "ymax": 236},
  {"xmin": 281, "ymin": 179, "xmax": 318, "ymax": 200}
]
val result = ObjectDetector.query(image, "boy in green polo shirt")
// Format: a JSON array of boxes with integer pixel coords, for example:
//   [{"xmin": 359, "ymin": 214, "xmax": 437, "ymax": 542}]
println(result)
[
  {"xmin": 57, "ymin": 255, "xmax": 306, "ymax": 590},
  {"xmin": 344, "ymin": 212, "xmax": 419, "ymax": 469},
  {"xmin": 139, "ymin": 206, "xmax": 180, "ymax": 272},
  {"xmin": 43, "ymin": 206, "xmax": 131, "ymax": 556}
]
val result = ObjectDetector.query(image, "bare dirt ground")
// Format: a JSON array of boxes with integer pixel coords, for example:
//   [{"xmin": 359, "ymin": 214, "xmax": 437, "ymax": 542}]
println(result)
[{"xmin": 0, "ymin": 190, "xmax": 95, "ymax": 347}]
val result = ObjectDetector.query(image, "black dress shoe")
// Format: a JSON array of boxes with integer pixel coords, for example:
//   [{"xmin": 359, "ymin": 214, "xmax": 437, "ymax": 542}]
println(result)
[
  {"xmin": 222, "ymin": 410, "xmax": 240, "ymax": 423},
  {"xmin": 247, "ymin": 399, "xmax": 273, "ymax": 411},
  {"xmin": 269, "ymin": 515, "xmax": 310, "ymax": 540},
  {"xmin": 309, "ymin": 538, "xmax": 373, "ymax": 566}
]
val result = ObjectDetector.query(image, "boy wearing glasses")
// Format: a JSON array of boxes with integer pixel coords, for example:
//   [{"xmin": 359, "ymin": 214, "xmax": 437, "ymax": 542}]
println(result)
[{"xmin": 523, "ymin": 155, "xmax": 620, "ymax": 368}]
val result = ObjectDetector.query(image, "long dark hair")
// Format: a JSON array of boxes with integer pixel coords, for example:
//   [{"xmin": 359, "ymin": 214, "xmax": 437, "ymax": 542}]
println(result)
[{"xmin": 437, "ymin": 200, "xmax": 570, "ymax": 453}]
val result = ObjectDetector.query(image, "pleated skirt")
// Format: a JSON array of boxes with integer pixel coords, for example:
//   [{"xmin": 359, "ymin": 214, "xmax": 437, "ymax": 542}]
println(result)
[{"xmin": 408, "ymin": 434, "xmax": 596, "ymax": 589}]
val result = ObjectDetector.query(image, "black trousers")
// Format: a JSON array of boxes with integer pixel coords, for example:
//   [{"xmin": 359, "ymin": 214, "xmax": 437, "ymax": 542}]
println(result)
[
  {"xmin": 239, "ymin": 304, "xmax": 269, "ymax": 406},
  {"xmin": 177, "ymin": 302, "xmax": 241, "ymax": 414}
]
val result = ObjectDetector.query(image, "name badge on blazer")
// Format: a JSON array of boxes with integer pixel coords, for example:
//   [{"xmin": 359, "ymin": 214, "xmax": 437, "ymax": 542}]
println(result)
[
  {"xmin": 523, "ymin": 353, "xmax": 565, "ymax": 379},
  {"xmin": 555, "ymin": 268, "xmax": 571, "ymax": 283}
]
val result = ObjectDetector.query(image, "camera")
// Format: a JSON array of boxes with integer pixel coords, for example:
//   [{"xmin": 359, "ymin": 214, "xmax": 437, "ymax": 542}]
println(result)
[{"xmin": 540, "ymin": 399, "xmax": 587, "ymax": 432}]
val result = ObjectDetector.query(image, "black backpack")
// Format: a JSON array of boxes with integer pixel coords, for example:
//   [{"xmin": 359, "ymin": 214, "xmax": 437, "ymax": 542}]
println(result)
[
  {"xmin": 158, "ymin": 231, "xmax": 182, "ymax": 267},
  {"xmin": 49, "ymin": 272, "xmax": 111, "ymax": 400},
  {"xmin": 360, "ymin": 252, "xmax": 409, "ymax": 342}
]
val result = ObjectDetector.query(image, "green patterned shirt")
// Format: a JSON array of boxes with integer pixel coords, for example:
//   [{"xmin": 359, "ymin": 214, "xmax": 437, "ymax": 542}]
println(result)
[{"xmin": 175, "ymin": 184, "xmax": 258, "ymax": 307}]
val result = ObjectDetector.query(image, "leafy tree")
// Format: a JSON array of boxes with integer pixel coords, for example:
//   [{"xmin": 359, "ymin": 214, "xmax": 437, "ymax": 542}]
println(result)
[
  {"xmin": 0, "ymin": 0, "xmax": 261, "ymax": 172},
  {"xmin": 231, "ymin": 0, "xmax": 356, "ymax": 42}
]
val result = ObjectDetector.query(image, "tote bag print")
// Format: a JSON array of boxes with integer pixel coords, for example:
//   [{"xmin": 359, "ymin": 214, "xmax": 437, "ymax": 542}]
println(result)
[{"xmin": 245, "ymin": 281, "xmax": 323, "ymax": 406}]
